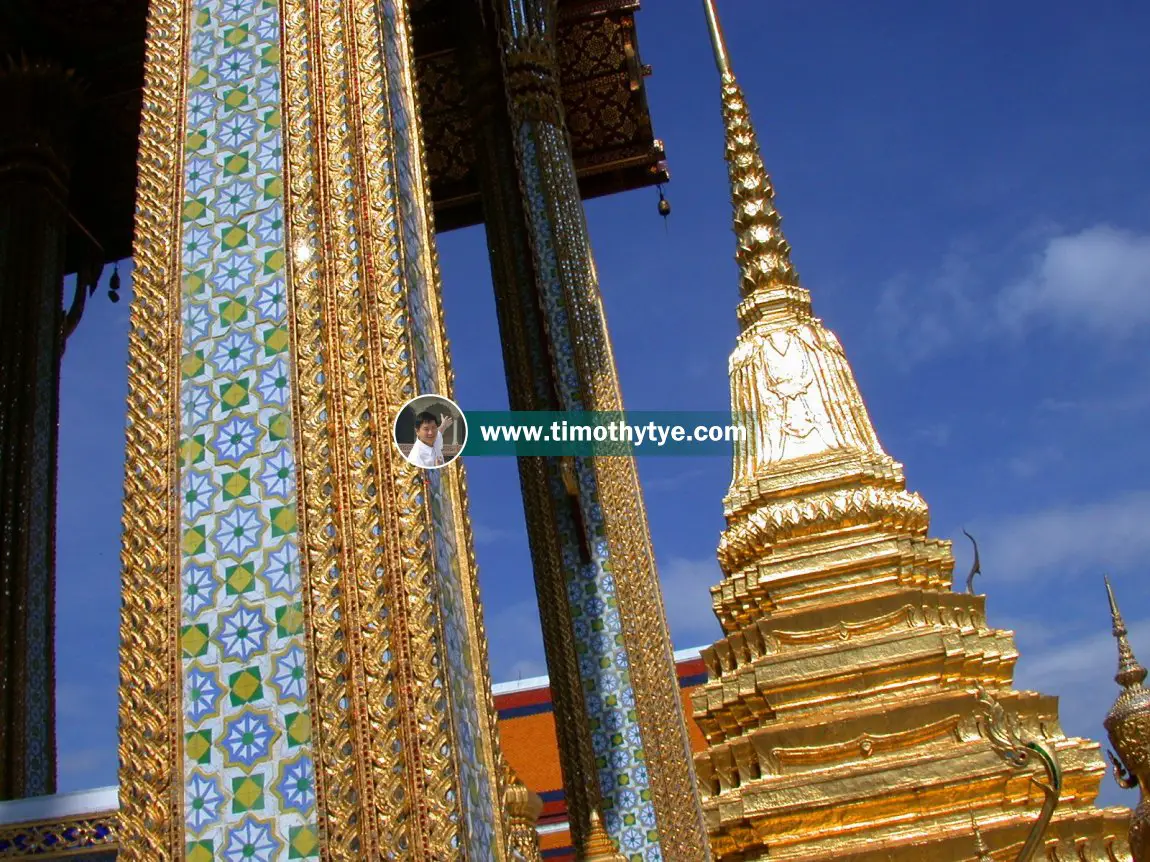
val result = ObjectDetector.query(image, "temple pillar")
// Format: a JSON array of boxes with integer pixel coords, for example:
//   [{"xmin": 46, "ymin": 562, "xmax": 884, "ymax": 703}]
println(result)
[
  {"xmin": 115, "ymin": 0, "xmax": 508, "ymax": 857},
  {"xmin": 0, "ymin": 58, "xmax": 80, "ymax": 801},
  {"xmin": 455, "ymin": 2, "xmax": 601, "ymax": 852},
  {"xmin": 460, "ymin": 0, "xmax": 710, "ymax": 856}
]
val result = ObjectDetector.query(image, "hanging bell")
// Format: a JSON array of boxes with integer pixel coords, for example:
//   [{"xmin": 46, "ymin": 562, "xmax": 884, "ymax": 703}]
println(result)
[
  {"xmin": 108, "ymin": 264, "xmax": 121, "ymax": 303},
  {"xmin": 657, "ymin": 185, "xmax": 671, "ymax": 218}
]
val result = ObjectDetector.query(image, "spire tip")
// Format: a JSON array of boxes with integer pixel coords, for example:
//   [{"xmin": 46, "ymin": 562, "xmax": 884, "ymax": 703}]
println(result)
[
  {"xmin": 702, "ymin": 0, "xmax": 732, "ymax": 76},
  {"xmin": 1104, "ymin": 575, "xmax": 1147, "ymax": 690}
]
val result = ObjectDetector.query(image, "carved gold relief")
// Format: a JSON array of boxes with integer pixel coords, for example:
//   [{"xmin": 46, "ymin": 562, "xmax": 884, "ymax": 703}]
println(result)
[
  {"xmin": 115, "ymin": 0, "xmax": 187, "ymax": 855},
  {"xmin": 278, "ymin": 0, "xmax": 507, "ymax": 854}
]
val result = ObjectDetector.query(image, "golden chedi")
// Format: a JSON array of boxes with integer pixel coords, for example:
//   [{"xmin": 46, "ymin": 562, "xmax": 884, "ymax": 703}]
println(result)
[
  {"xmin": 504, "ymin": 765, "xmax": 544, "ymax": 861},
  {"xmin": 582, "ymin": 809, "xmax": 627, "ymax": 862},
  {"xmin": 692, "ymin": 1, "xmax": 1133, "ymax": 858},
  {"xmin": 1104, "ymin": 578, "xmax": 1150, "ymax": 861}
]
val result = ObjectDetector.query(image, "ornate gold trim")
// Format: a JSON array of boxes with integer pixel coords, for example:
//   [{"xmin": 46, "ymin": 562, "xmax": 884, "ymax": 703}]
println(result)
[
  {"xmin": 281, "ymin": 0, "xmax": 507, "ymax": 855},
  {"xmin": 278, "ymin": 0, "xmax": 344, "ymax": 854},
  {"xmin": 768, "ymin": 715, "xmax": 964, "ymax": 769},
  {"xmin": 0, "ymin": 811, "xmax": 118, "ymax": 859},
  {"xmin": 114, "ymin": 0, "xmax": 189, "ymax": 855},
  {"xmin": 401, "ymin": 0, "xmax": 510, "ymax": 846}
]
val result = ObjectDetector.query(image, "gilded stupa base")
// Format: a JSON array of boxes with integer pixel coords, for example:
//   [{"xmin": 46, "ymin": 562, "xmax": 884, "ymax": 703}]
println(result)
[{"xmin": 697, "ymin": 447, "xmax": 1133, "ymax": 859}]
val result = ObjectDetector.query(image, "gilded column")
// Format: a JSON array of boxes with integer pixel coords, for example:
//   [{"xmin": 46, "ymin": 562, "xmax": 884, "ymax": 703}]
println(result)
[
  {"xmin": 485, "ymin": 1, "xmax": 711, "ymax": 858},
  {"xmin": 455, "ymin": 1, "xmax": 603, "ymax": 853},
  {"xmin": 0, "ymin": 58, "xmax": 80, "ymax": 800},
  {"xmin": 115, "ymin": 0, "xmax": 508, "ymax": 857}
]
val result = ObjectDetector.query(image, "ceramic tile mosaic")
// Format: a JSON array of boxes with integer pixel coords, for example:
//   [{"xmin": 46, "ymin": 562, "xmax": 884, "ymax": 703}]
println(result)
[
  {"xmin": 516, "ymin": 123, "xmax": 661, "ymax": 861},
  {"xmin": 178, "ymin": 0, "xmax": 318, "ymax": 856},
  {"xmin": 376, "ymin": 0, "xmax": 498, "ymax": 851}
]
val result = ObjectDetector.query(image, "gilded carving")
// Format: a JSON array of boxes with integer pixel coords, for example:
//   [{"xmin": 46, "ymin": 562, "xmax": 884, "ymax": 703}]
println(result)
[
  {"xmin": 115, "ymin": 0, "xmax": 187, "ymax": 854},
  {"xmin": 0, "ymin": 812, "xmax": 117, "ymax": 857}
]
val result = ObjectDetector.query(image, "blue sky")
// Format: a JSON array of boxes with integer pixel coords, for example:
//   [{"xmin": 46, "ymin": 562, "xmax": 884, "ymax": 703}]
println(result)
[{"xmin": 56, "ymin": 0, "xmax": 1149, "ymax": 810}]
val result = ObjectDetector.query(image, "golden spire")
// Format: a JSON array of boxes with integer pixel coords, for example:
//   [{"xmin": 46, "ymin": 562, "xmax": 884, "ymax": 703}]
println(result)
[
  {"xmin": 1106, "ymin": 575, "xmax": 1148, "ymax": 690},
  {"xmin": 701, "ymin": 0, "xmax": 885, "ymax": 492},
  {"xmin": 701, "ymin": 0, "xmax": 730, "ymax": 74},
  {"xmin": 503, "ymin": 765, "xmax": 543, "ymax": 861},
  {"xmin": 1101, "ymin": 577, "xmax": 1150, "ymax": 861},
  {"xmin": 581, "ymin": 809, "xmax": 626, "ymax": 861},
  {"xmin": 701, "ymin": 0, "xmax": 801, "ymax": 308}
]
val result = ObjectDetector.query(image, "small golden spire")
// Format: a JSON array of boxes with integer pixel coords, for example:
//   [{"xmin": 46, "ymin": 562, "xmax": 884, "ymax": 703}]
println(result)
[
  {"xmin": 1106, "ymin": 575, "xmax": 1148, "ymax": 689},
  {"xmin": 701, "ymin": 0, "xmax": 731, "ymax": 75},
  {"xmin": 971, "ymin": 812, "xmax": 993, "ymax": 861},
  {"xmin": 503, "ymin": 765, "xmax": 543, "ymax": 861},
  {"xmin": 1101, "ymin": 576, "xmax": 1150, "ymax": 861},
  {"xmin": 582, "ymin": 809, "xmax": 626, "ymax": 861},
  {"xmin": 701, "ymin": 0, "xmax": 801, "ymax": 306}
]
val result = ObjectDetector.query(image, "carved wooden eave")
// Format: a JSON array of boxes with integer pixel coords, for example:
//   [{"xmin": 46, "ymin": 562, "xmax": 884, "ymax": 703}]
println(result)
[{"xmin": 0, "ymin": 0, "xmax": 668, "ymax": 272}]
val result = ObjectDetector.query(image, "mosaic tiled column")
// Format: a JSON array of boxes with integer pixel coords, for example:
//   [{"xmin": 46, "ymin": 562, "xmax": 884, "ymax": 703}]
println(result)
[
  {"xmin": 116, "ymin": 0, "xmax": 509, "ymax": 858},
  {"xmin": 489, "ymin": 1, "xmax": 711, "ymax": 858},
  {"xmin": 456, "ymin": 6, "xmax": 603, "ymax": 854},
  {"xmin": 0, "ymin": 60, "xmax": 80, "ymax": 801}
]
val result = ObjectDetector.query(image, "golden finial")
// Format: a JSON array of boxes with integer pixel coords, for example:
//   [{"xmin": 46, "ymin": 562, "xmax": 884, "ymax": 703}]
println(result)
[
  {"xmin": 1106, "ymin": 575, "xmax": 1148, "ymax": 689},
  {"xmin": 582, "ymin": 809, "xmax": 626, "ymax": 861},
  {"xmin": 701, "ymin": 0, "xmax": 731, "ymax": 75},
  {"xmin": 700, "ymin": 0, "xmax": 801, "ymax": 306},
  {"xmin": 1101, "ymin": 576, "xmax": 1150, "ymax": 861},
  {"xmin": 503, "ymin": 765, "xmax": 543, "ymax": 861}
]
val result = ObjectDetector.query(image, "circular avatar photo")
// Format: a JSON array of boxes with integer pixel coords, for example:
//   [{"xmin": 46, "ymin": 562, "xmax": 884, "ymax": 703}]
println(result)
[{"xmin": 394, "ymin": 395, "xmax": 468, "ymax": 470}]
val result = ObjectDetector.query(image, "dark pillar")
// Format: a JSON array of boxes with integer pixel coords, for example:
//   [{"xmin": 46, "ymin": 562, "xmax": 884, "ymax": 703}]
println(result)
[
  {"xmin": 455, "ymin": 1, "xmax": 710, "ymax": 856},
  {"xmin": 0, "ymin": 58, "xmax": 80, "ymax": 800},
  {"xmin": 454, "ymin": 3, "xmax": 602, "ymax": 852}
]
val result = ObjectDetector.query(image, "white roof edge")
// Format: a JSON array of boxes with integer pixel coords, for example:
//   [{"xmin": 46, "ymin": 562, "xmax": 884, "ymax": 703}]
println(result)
[
  {"xmin": 491, "ymin": 672, "xmax": 553, "ymax": 696},
  {"xmin": 672, "ymin": 645, "xmax": 705, "ymax": 663},
  {"xmin": 491, "ymin": 645, "xmax": 708, "ymax": 696},
  {"xmin": 0, "ymin": 785, "xmax": 119, "ymax": 826},
  {"xmin": 536, "ymin": 820, "xmax": 569, "ymax": 836}
]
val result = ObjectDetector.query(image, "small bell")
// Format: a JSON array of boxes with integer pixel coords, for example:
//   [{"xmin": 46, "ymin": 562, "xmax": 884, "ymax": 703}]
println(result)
[
  {"xmin": 657, "ymin": 185, "xmax": 671, "ymax": 218},
  {"xmin": 108, "ymin": 264, "xmax": 121, "ymax": 303}
]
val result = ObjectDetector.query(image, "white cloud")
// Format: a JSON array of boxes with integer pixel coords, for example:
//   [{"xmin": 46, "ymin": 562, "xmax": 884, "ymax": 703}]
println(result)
[
  {"xmin": 1010, "ymin": 612, "xmax": 1150, "ymax": 809},
  {"xmin": 874, "ymin": 245, "xmax": 979, "ymax": 364},
  {"xmin": 958, "ymin": 490, "xmax": 1150, "ymax": 582},
  {"xmin": 873, "ymin": 225, "xmax": 1150, "ymax": 364},
  {"xmin": 60, "ymin": 747, "xmax": 115, "ymax": 782},
  {"xmin": 658, "ymin": 556, "xmax": 724, "ymax": 649},
  {"xmin": 471, "ymin": 523, "xmax": 515, "ymax": 545},
  {"xmin": 642, "ymin": 467, "xmax": 713, "ymax": 492},
  {"xmin": 997, "ymin": 226, "xmax": 1150, "ymax": 335},
  {"xmin": 913, "ymin": 423, "xmax": 952, "ymax": 447},
  {"xmin": 1006, "ymin": 443, "xmax": 1063, "ymax": 478},
  {"xmin": 482, "ymin": 557, "xmax": 726, "ymax": 683}
]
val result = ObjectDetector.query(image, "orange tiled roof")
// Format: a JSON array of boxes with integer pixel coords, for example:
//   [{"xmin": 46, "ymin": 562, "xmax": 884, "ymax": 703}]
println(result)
[{"xmin": 492, "ymin": 648, "xmax": 709, "ymax": 859}]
